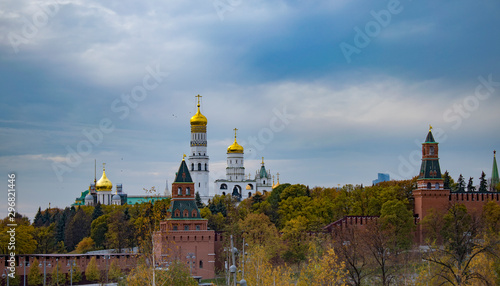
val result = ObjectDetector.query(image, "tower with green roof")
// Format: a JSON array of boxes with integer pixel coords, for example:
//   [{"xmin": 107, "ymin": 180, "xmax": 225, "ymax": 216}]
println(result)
[
  {"xmin": 155, "ymin": 156, "xmax": 216, "ymax": 279},
  {"xmin": 414, "ymin": 126, "xmax": 449, "ymax": 221}
]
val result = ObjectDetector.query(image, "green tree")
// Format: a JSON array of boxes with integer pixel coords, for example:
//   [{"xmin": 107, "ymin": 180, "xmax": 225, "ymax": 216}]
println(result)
[
  {"xmin": 479, "ymin": 171, "xmax": 488, "ymax": 192},
  {"xmin": 379, "ymin": 199, "xmax": 415, "ymax": 250},
  {"xmin": 106, "ymin": 210, "xmax": 132, "ymax": 253},
  {"xmin": 443, "ymin": 171, "xmax": 452, "ymax": 190},
  {"xmin": 456, "ymin": 174, "xmax": 466, "ymax": 192},
  {"xmin": 281, "ymin": 215, "xmax": 309, "ymax": 263},
  {"xmin": 91, "ymin": 202, "xmax": 104, "ymax": 221},
  {"xmin": 467, "ymin": 177, "xmax": 476, "ymax": 192},
  {"xmin": 64, "ymin": 207, "xmax": 91, "ymax": 251},
  {"xmin": 195, "ymin": 191, "xmax": 205, "ymax": 209},
  {"xmin": 28, "ymin": 258, "xmax": 43, "ymax": 285},
  {"xmin": 85, "ymin": 257, "xmax": 100, "ymax": 282},
  {"xmin": 90, "ymin": 214, "xmax": 109, "ymax": 248}
]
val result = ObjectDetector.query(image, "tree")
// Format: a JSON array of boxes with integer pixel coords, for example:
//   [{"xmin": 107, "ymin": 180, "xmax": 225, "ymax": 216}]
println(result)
[
  {"xmin": 69, "ymin": 263, "xmax": 82, "ymax": 284},
  {"xmin": 64, "ymin": 207, "xmax": 91, "ymax": 251},
  {"xmin": 75, "ymin": 237, "xmax": 95, "ymax": 253},
  {"xmin": 90, "ymin": 214, "xmax": 108, "ymax": 248},
  {"xmin": 28, "ymin": 257, "xmax": 43, "ymax": 285},
  {"xmin": 240, "ymin": 213, "xmax": 282, "ymax": 261},
  {"xmin": 443, "ymin": 171, "xmax": 452, "ymax": 190},
  {"xmin": 85, "ymin": 256, "xmax": 100, "ymax": 282},
  {"xmin": 456, "ymin": 174, "xmax": 466, "ymax": 192},
  {"xmin": 106, "ymin": 210, "xmax": 132, "ymax": 253},
  {"xmin": 195, "ymin": 191, "xmax": 205, "ymax": 209},
  {"xmin": 242, "ymin": 245, "xmax": 295, "ymax": 286},
  {"xmin": 281, "ymin": 215, "xmax": 309, "ymax": 263},
  {"xmin": 108, "ymin": 259, "xmax": 123, "ymax": 282},
  {"xmin": 91, "ymin": 202, "xmax": 103, "ymax": 221},
  {"xmin": 297, "ymin": 246, "xmax": 347, "ymax": 286},
  {"xmin": 50, "ymin": 261, "xmax": 66, "ymax": 286},
  {"xmin": 34, "ymin": 223, "xmax": 57, "ymax": 254},
  {"xmin": 379, "ymin": 199, "xmax": 414, "ymax": 250},
  {"xmin": 479, "ymin": 171, "xmax": 488, "ymax": 192},
  {"xmin": 467, "ymin": 177, "xmax": 476, "ymax": 192},
  {"xmin": 126, "ymin": 258, "xmax": 197, "ymax": 286},
  {"xmin": 333, "ymin": 226, "xmax": 371, "ymax": 286},
  {"xmin": 33, "ymin": 207, "xmax": 44, "ymax": 227},
  {"xmin": 422, "ymin": 203, "xmax": 499, "ymax": 285}
]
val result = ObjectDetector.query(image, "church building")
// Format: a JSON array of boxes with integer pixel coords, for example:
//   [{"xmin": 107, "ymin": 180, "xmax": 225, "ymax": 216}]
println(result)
[{"xmin": 214, "ymin": 128, "xmax": 273, "ymax": 201}]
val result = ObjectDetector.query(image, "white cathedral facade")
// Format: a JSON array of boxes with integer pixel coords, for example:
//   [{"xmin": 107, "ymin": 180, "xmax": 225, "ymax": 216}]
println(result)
[
  {"xmin": 186, "ymin": 96, "xmax": 276, "ymax": 202},
  {"xmin": 213, "ymin": 129, "xmax": 273, "ymax": 201}
]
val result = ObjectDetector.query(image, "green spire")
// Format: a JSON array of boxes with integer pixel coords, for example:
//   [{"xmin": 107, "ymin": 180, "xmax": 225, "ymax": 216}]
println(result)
[
  {"xmin": 492, "ymin": 150, "xmax": 499, "ymax": 189},
  {"xmin": 174, "ymin": 158, "xmax": 193, "ymax": 183}
]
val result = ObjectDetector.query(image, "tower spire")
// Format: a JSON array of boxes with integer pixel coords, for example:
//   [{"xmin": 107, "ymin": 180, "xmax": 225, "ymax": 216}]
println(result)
[{"xmin": 492, "ymin": 150, "xmax": 499, "ymax": 191}]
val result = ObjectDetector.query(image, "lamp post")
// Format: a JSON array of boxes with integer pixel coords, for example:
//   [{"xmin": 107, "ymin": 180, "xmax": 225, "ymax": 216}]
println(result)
[
  {"xmin": 186, "ymin": 253, "xmax": 196, "ymax": 276},
  {"xmin": 67, "ymin": 259, "xmax": 76, "ymax": 286},
  {"xmin": 23, "ymin": 257, "xmax": 28, "ymax": 286},
  {"xmin": 1, "ymin": 269, "xmax": 10, "ymax": 286},
  {"xmin": 39, "ymin": 259, "xmax": 51, "ymax": 286}
]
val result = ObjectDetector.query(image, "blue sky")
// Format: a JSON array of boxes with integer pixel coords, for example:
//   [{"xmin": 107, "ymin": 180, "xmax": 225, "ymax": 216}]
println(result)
[{"xmin": 1, "ymin": 0, "xmax": 499, "ymax": 219}]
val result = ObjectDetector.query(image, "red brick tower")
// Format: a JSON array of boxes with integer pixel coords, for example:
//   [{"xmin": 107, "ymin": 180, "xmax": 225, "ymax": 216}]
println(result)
[
  {"xmin": 413, "ymin": 127, "xmax": 450, "ymax": 223},
  {"xmin": 155, "ymin": 157, "xmax": 215, "ymax": 279}
]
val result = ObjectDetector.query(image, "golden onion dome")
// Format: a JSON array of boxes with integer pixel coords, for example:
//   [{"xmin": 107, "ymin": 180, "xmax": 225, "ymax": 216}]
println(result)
[
  {"xmin": 96, "ymin": 168, "xmax": 113, "ymax": 191},
  {"xmin": 190, "ymin": 96, "xmax": 207, "ymax": 126},
  {"xmin": 227, "ymin": 128, "xmax": 244, "ymax": 153}
]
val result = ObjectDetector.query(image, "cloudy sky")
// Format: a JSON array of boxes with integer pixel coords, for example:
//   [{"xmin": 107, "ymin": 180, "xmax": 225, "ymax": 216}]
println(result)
[{"xmin": 1, "ymin": 0, "xmax": 499, "ymax": 219}]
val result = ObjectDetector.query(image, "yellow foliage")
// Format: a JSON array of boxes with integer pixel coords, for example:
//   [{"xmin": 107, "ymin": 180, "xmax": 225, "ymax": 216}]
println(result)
[
  {"xmin": 242, "ymin": 245, "xmax": 295, "ymax": 286},
  {"xmin": 297, "ymin": 247, "xmax": 347, "ymax": 286}
]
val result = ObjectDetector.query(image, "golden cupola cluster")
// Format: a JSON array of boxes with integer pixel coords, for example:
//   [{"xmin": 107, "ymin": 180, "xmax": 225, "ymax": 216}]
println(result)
[
  {"xmin": 96, "ymin": 165, "xmax": 112, "ymax": 192},
  {"xmin": 227, "ymin": 128, "xmax": 244, "ymax": 154}
]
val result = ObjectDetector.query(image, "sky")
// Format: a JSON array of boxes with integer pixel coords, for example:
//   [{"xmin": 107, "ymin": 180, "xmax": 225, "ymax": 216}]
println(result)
[{"xmin": 1, "ymin": 0, "xmax": 499, "ymax": 220}]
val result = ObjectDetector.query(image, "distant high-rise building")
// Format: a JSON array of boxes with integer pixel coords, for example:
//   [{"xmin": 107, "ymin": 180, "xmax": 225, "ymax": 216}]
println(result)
[{"xmin": 372, "ymin": 173, "xmax": 390, "ymax": 185}]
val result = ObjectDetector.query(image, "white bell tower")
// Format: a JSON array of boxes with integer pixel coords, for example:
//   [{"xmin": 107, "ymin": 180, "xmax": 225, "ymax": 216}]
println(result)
[{"xmin": 188, "ymin": 95, "xmax": 210, "ymax": 199}]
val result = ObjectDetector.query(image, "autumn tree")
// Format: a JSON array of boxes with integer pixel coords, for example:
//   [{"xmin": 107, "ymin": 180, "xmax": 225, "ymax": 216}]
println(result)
[
  {"xmin": 333, "ymin": 226, "xmax": 371, "ymax": 286},
  {"xmin": 240, "ymin": 213, "xmax": 282, "ymax": 261},
  {"xmin": 28, "ymin": 257, "xmax": 43, "ymax": 285},
  {"xmin": 422, "ymin": 203, "xmax": 499, "ymax": 285},
  {"xmin": 108, "ymin": 259, "xmax": 123, "ymax": 282},
  {"xmin": 106, "ymin": 210, "xmax": 132, "ymax": 253},
  {"xmin": 242, "ymin": 245, "xmax": 295, "ymax": 286},
  {"xmin": 297, "ymin": 246, "xmax": 347, "ymax": 286},
  {"xmin": 75, "ymin": 236, "xmax": 95, "ymax": 253},
  {"xmin": 64, "ymin": 207, "xmax": 91, "ymax": 251},
  {"xmin": 126, "ymin": 258, "xmax": 197, "ymax": 286},
  {"xmin": 85, "ymin": 256, "xmax": 100, "ymax": 282}
]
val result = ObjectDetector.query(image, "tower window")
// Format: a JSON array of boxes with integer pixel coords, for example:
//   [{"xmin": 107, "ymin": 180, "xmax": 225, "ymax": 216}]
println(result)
[
  {"xmin": 427, "ymin": 182, "xmax": 432, "ymax": 189},
  {"xmin": 199, "ymin": 260, "xmax": 203, "ymax": 269},
  {"xmin": 186, "ymin": 187, "xmax": 190, "ymax": 195},
  {"xmin": 205, "ymin": 163, "xmax": 208, "ymax": 171},
  {"xmin": 184, "ymin": 225, "xmax": 189, "ymax": 230},
  {"xmin": 435, "ymin": 183, "xmax": 440, "ymax": 189},
  {"xmin": 178, "ymin": 187, "xmax": 182, "ymax": 196},
  {"xmin": 430, "ymin": 146, "xmax": 435, "ymax": 155},
  {"xmin": 198, "ymin": 163, "xmax": 202, "ymax": 171},
  {"xmin": 191, "ymin": 163, "xmax": 194, "ymax": 171}
]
